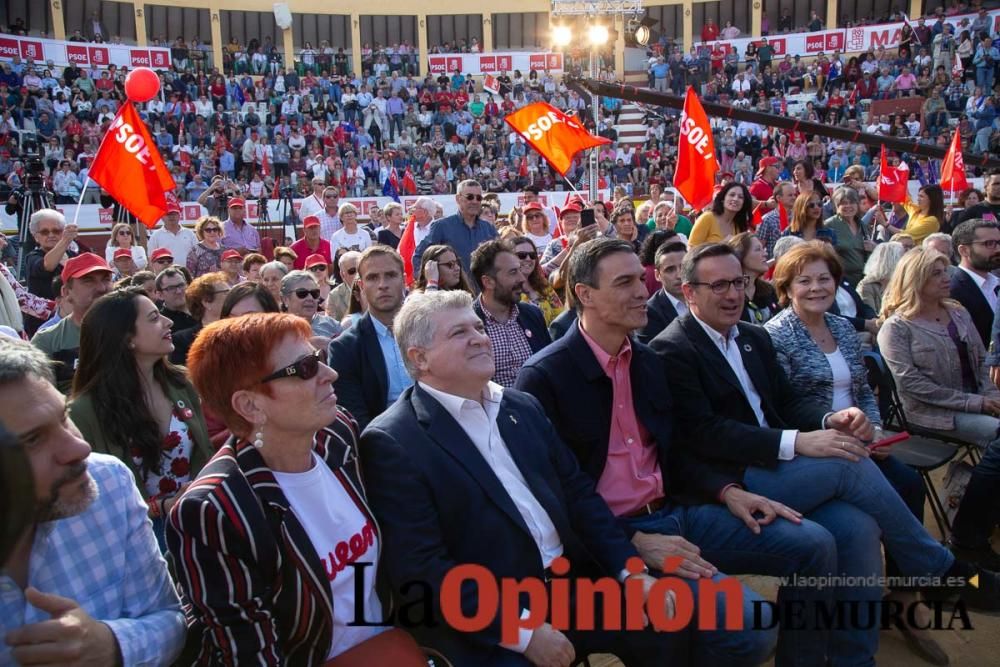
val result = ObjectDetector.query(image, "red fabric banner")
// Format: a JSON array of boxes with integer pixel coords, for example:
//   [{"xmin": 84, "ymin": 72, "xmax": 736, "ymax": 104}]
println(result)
[
  {"xmin": 504, "ymin": 102, "xmax": 610, "ymax": 177},
  {"xmin": 672, "ymin": 87, "xmax": 719, "ymax": 211},
  {"xmin": 940, "ymin": 132, "xmax": 968, "ymax": 194}
]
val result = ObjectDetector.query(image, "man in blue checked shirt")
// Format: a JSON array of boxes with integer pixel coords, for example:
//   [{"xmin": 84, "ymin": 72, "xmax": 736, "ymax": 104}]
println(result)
[{"xmin": 0, "ymin": 338, "xmax": 185, "ymax": 666}]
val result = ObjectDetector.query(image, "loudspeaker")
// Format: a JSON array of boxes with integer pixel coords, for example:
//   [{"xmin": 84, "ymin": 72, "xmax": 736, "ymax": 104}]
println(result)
[{"xmin": 273, "ymin": 3, "xmax": 292, "ymax": 30}]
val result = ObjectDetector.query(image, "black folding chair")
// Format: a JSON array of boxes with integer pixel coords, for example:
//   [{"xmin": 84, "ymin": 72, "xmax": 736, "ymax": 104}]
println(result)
[{"xmin": 863, "ymin": 351, "xmax": 961, "ymax": 539}]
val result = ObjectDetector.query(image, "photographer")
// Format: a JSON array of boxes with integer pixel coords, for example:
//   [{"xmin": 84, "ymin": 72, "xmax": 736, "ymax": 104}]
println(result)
[{"xmin": 196, "ymin": 176, "xmax": 240, "ymax": 219}]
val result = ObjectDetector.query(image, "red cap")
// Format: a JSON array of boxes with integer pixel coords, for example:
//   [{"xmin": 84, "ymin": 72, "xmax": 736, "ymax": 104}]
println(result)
[
  {"xmin": 757, "ymin": 156, "xmax": 781, "ymax": 174},
  {"xmin": 559, "ymin": 203, "xmax": 582, "ymax": 217},
  {"xmin": 113, "ymin": 248, "xmax": 133, "ymax": 261},
  {"xmin": 304, "ymin": 253, "xmax": 328, "ymax": 269},
  {"xmin": 303, "ymin": 215, "xmax": 321, "ymax": 228},
  {"xmin": 61, "ymin": 253, "xmax": 111, "ymax": 283},
  {"xmin": 164, "ymin": 199, "xmax": 181, "ymax": 214},
  {"xmin": 150, "ymin": 248, "xmax": 174, "ymax": 263},
  {"xmin": 522, "ymin": 202, "xmax": 545, "ymax": 214},
  {"xmin": 221, "ymin": 249, "xmax": 242, "ymax": 261},
  {"xmin": 228, "ymin": 197, "xmax": 246, "ymax": 208}
]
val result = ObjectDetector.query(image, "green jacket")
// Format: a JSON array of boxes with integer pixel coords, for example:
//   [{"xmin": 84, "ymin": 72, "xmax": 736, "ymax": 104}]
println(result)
[{"xmin": 70, "ymin": 379, "xmax": 213, "ymax": 500}]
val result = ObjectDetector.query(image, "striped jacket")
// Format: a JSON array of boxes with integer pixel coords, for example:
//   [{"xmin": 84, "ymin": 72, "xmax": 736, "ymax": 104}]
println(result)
[
  {"xmin": 166, "ymin": 410, "xmax": 375, "ymax": 666},
  {"xmin": 764, "ymin": 308, "xmax": 882, "ymax": 426}
]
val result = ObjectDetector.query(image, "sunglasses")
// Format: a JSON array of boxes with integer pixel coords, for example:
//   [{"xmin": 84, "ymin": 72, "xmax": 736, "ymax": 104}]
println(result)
[
  {"xmin": 203, "ymin": 226, "xmax": 221, "ymax": 233},
  {"xmin": 260, "ymin": 349, "xmax": 323, "ymax": 383},
  {"xmin": 807, "ymin": 202, "xmax": 822, "ymax": 209},
  {"xmin": 516, "ymin": 251, "xmax": 537, "ymax": 260},
  {"xmin": 118, "ymin": 230, "xmax": 132, "ymax": 236},
  {"xmin": 462, "ymin": 194, "xmax": 483, "ymax": 201},
  {"xmin": 344, "ymin": 267, "xmax": 358, "ymax": 276},
  {"xmin": 308, "ymin": 265, "xmax": 328, "ymax": 272},
  {"xmin": 293, "ymin": 288, "xmax": 321, "ymax": 300},
  {"xmin": 154, "ymin": 257, "xmax": 173, "ymax": 263}
]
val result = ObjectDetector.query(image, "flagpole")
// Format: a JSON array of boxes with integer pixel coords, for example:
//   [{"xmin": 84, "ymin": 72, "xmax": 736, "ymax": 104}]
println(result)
[{"xmin": 70, "ymin": 181, "xmax": 90, "ymax": 228}]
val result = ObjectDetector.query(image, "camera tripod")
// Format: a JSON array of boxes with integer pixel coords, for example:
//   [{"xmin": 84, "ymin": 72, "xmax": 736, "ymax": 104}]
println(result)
[{"xmin": 15, "ymin": 184, "xmax": 54, "ymax": 280}]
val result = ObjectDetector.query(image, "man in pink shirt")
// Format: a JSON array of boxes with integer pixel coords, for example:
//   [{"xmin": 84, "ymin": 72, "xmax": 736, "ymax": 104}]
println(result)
[
  {"xmin": 894, "ymin": 66, "xmax": 918, "ymax": 93},
  {"xmin": 516, "ymin": 237, "xmax": 840, "ymax": 666}
]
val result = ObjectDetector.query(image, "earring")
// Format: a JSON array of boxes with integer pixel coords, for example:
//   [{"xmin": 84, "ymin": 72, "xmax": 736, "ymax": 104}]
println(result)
[{"xmin": 253, "ymin": 427, "xmax": 264, "ymax": 449}]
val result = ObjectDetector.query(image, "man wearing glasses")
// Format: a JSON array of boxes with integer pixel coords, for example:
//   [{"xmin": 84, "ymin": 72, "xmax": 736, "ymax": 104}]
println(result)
[
  {"xmin": 155, "ymin": 267, "xmax": 197, "ymax": 334},
  {"xmin": 412, "ymin": 179, "xmax": 498, "ymax": 278},
  {"xmin": 950, "ymin": 219, "xmax": 1000, "ymax": 347},
  {"xmin": 25, "ymin": 209, "xmax": 78, "ymax": 302}
]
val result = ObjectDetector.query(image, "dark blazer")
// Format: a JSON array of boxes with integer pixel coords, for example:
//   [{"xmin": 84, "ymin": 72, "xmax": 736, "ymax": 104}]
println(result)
[
  {"xmin": 166, "ymin": 413, "xmax": 367, "ymax": 665},
  {"xmin": 361, "ymin": 384, "xmax": 638, "ymax": 665},
  {"xmin": 649, "ymin": 315, "xmax": 829, "ymax": 485},
  {"xmin": 547, "ymin": 308, "xmax": 578, "ymax": 341},
  {"xmin": 950, "ymin": 268, "xmax": 994, "ymax": 347},
  {"xmin": 327, "ymin": 312, "xmax": 389, "ymax": 430},
  {"xmin": 70, "ymin": 379, "xmax": 214, "ymax": 501},
  {"xmin": 473, "ymin": 299, "xmax": 552, "ymax": 355},
  {"xmin": 638, "ymin": 288, "xmax": 680, "ymax": 345},
  {"xmin": 515, "ymin": 324, "xmax": 737, "ymax": 514},
  {"xmin": 828, "ymin": 279, "xmax": 876, "ymax": 332}
]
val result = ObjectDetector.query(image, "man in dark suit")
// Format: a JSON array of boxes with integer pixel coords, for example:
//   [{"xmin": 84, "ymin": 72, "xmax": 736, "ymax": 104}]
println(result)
[
  {"xmin": 362, "ymin": 290, "xmax": 688, "ymax": 667},
  {"xmin": 650, "ymin": 243, "xmax": 1000, "ymax": 663},
  {"xmin": 516, "ymin": 238, "xmax": 841, "ymax": 666},
  {"xmin": 327, "ymin": 246, "xmax": 412, "ymax": 429},
  {"xmin": 638, "ymin": 240, "xmax": 688, "ymax": 344},
  {"xmin": 951, "ymin": 219, "xmax": 1000, "ymax": 347},
  {"xmin": 470, "ymin": 239, "xmax": 551, "ymax": 387}
]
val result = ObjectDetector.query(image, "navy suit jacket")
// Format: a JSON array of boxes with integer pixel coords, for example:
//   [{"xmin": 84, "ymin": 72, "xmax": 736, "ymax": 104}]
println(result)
[
  {"xmin": 828, "ymin": 279, "xmax": 876, "ymax": 332},
  {"xmin": 649, "ymin": 315, "xmax": 828, "ymax": 485},
  {"xmin": 473, "ymin": 299, "xmax": 552, "ymax": 355},
  {"xmin": 361, "ymin": 384, "xmax": 638, "ymax": 664},
  {"xmin": 326, "ymin": 313, "xmax": 389, "ymax": 430},
  {"xmin": 951, "ymin": 268, "xmax": 994, "ymax": 347},
  {"xmin": 637, "ymin": 288, "xmax": 680, "ymax": 345},
  {"xmin": 547, "ymin": 308, "xmax": 577, "ymax": 341},
  {"xmin": 515, "ymin": 324, "xmax": 736, "ymax": 516}
]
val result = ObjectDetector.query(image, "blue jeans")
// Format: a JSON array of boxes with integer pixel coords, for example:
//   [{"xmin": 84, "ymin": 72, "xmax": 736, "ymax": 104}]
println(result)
[
  {"xmin": 626, "ymin": 502, "xmax": 837, "ymax": 667},
  {"xmin": 744, "ymin": 456, "xmax": 956, "ymax": 666}
]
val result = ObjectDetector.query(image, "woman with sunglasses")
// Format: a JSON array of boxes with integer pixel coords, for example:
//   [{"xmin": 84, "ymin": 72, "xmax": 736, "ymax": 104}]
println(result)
[
  {"xmin": 303, "ymin": 254, "xmax": 333, "ymax": 304},
  {"xmin": 70, "ymin": 287, "xmax": 212, "ymax": 551},
  {"xmin": 167, "ymin": 313, "xmax": 426, "ymax": 665},
  {"xmin": 783, "ymin": 192, "xmax": 837, "ymax": 246},
  {"xmin": 169, "ymin": 272, "xmax": 231, "ymax": 366},
  {"xmin": 511, "ymin": 235, "xmax": 563, "ymax": 325},
  {"xmin": 104, "ymin": 222, "xmax": 148, "ymax": 270},
  {"xmin": 186, "ymin": 216, "xmax": 225, "ymax": 278},
  {"xmin": 414, "ymin": 244, "xmax": 474, "ymax": 294},
  {"xmin": 280, "ymin": 270, "xmax": 342, "ymax": 342}
]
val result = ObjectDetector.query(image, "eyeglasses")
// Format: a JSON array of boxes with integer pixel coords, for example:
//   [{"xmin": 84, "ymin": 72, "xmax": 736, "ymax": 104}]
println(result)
[
  {"xmin": 970, "ymin": 240, "xmax": 1000, "ymax": 249},
  {"xmin": 260, "ymin": 349, "xmax": 322, "ymax": 384},
  {"xmin": 807, "ymin": 202, "xmax": 822, "ymax": 209},
  {"xmin": 307, "ymin": 265, "xmax": 327, "ymax": 272},
  {"xmin": 154, "ymin": 257, "xmax": 173, "ymax": 264},
  {"xmin": 203, "ymin": 226, "xmax": 221, "ymax": 233},
  {"xmin": 118, "ymin": 230, "xmax": 132, "ymax": 236},
  {"xmin": 689, "ymin": 276, "xmax": 750, "ymax": 294},
  {"xmin": 344, "ymin": 267, "xmax": 358, "ymax": 276},
  {"xmin": 160, "ymin": 283, "xmax": 186, "ymax": 293},
  {"xmin": 436, "ymin": 260, "xmax": 458, "ymax": 269},
  {"xmin": 36, "ymin": 228, "xmax": 61, "ymax": 237},
  {"xmin": 213, "ymin": 288, "xmax": 231, "ymax": 295},
  {"xmin": 293, "ymin": 288, "xmax": 321, "ymax": 300},
  {"xmin": 324, "ymin": 194, "xmax": 338, "ymax": 198},
  {"xmin": 516, "ymin": 251, "xmax": 537, "ymax": 261},
  {"xmin": 462, "ymin": 193, "xmax": 483, "ymax": 201}
]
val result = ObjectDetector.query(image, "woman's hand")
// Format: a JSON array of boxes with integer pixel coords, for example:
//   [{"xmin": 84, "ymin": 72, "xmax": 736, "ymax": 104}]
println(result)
[{"xmin": 424, "ymin": 260, "xmax": 439, "ymax": 284}]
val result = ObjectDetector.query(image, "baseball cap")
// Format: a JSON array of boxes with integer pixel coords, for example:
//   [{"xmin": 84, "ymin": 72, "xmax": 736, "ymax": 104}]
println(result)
[
  {"xmin": 228, "ymin": 197, "xmax": 246, "ymax": 208},
  {"xmin": 61, "ymin": 253, "xmax": 111, "ymax": 283},
  {"xmin": 165, "ymin": 199, "xmax": 181, "ymax": 214},
  {"xmin": 113, "ymin": 248, "xmax": 132, "ymax": 261},
  {"xmin": 150, "ymin": 248, "xmax": 174, "ymax": 263},
  {"xmin": 523, "ymin": 202, "xmax": 545, "ymax": 214},
  {"xmin": 221, "ymin": 249, "xmax": 242, "ymax": 261},
  {"xmin": 559, "ymin": 203, "xmax": 582, "ymax": 217},
  {"xmin": 303, "ymin": 215, "xmax": 321, "ymax": 228},
  {"xmin": 757, "ymin": 156, "xmax": 781, "ymax": 174},
  {"xmin": 304, "ymin": 253, "xmax": 328, "ymax": 269}
]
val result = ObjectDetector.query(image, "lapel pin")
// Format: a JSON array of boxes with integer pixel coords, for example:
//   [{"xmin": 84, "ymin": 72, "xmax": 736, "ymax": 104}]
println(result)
[
  {"xmin": 525, "ymin": 329, "xmax": 532, "ymax": 338},
  {"xmin": 510, "ymin": 414, "xmax": 518, "ymax": 425},
  {"xmin": 743, "ymin": 344, "xmax": 752, "ymax": 353}
]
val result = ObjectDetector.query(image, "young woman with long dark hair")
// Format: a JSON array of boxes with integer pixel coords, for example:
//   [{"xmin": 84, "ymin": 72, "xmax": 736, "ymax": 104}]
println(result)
[
  {"xmin": 689, "ymin": 182, "xmax": 753, "ymax": 245},
  {"xmin": 69, "ymin": 287, "xmax": 212, "ymax": 548}
]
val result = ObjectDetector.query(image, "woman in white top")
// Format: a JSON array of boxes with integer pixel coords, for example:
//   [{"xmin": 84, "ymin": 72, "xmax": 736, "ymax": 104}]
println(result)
[
  {"xmin": 764, "ymin": 241, "xmax": 945, "ymax": 664},
  {"xmin": 330, "ymin": 203, "xmax": 373, "ymax": 253},
  {"xmin": 105, "ymin": 222, "xmax": 148, "ymax": 269}
]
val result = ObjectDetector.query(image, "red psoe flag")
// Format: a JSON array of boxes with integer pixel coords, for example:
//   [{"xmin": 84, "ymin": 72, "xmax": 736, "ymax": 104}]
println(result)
[
  {"xmin": 878, "ymin": 145, "xmax": 910, "ymax": 203},
  {"xmin": 940, "ymin": 131, "xmax": 968, "ymax": 193},
  {"xmin": 673, "ymin": 87, "xmax": 719, "ymax": 211},
  {"xmin": 89, "ymin": 102, "xmax": 176, "ymax": 228},
  {"xmin": 504, "ymin": 102, "xmax": 610, "ymax": 176},
  {"xmin": 398, "ymin": 214, "xmax": 417, "ymax": 287}
]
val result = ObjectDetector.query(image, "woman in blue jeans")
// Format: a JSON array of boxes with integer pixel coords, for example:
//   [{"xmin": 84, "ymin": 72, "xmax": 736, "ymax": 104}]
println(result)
[{"xmin": 766, "ymin": 241, "xmax": 948, "ymax": 665}]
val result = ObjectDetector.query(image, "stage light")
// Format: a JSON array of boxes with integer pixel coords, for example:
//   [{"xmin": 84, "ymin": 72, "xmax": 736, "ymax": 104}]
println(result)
[
  {"xmin": 552, "ymin": 25, "xmax": 572, "ymax": 47},
  {"xmin": 588, "ymin": 24, "xmax": 609, "ymax": 46}
]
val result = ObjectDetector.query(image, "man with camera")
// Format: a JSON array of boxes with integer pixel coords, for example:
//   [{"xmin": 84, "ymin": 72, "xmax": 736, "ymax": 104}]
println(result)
[{"xmin": 196, "ymin": 176, "xmax": 240, "ymax": 219}]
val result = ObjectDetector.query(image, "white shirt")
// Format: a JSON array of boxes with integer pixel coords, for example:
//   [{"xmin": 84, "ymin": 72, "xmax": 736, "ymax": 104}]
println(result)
[
  {"xmin": 418, "ymin": 380, "xmax": 563, "ymax": 653},
  {"xmin": 826, "ymin": 349, "xmax": 854, "ymax": 412},
  {"xmin": 412, "ymin": 220, "xmax": 433, "ymax": 248},
  {"xmin": 148, "ymin": 226, "xmax": 198, "ymax": 266},
  {"xmin": 104, "ymin": 244, "xmax": 148, "ymax": 270},
  {"xmin": 298, "ymin": 192, "xmax": 326, "ymax": 220},
  {"xmin": 835, "ymin": 286, "xmax": 858, "ymax": 319},
  {"xmin": 692, "ymin": 314, "xmax": 798, "ymax": 460},
  {"xmin": 664, "ymin": 290, "xmax": 688, "ymax": 318},
  {"xmin": 959, "ymin": 264, "xmax": 999, "ymax": 313},
  {"xmin": 272, "ymin": 452, "xmax": 385, "ymax": 659},
  {"xmin": 330, "ymin": 227, "xmax": 373, "ymax": 253}
]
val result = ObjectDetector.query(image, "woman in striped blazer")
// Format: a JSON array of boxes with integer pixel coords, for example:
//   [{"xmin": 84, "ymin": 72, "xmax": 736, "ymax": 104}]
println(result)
[{"xmin": 166, "ymin": 313, "xmax": 407, "ymax": 665}]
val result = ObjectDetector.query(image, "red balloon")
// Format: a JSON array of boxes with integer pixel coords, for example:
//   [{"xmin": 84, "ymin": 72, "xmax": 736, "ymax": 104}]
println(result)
[{"xmin": 124, "ymin": 67, "xmax": 160, "ymax": 103}]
